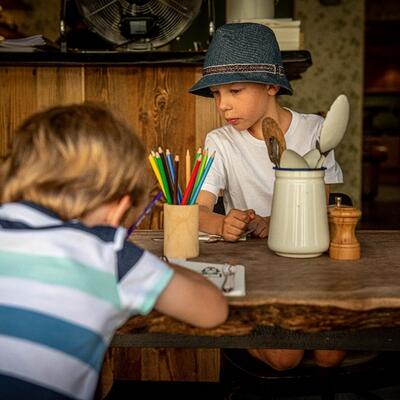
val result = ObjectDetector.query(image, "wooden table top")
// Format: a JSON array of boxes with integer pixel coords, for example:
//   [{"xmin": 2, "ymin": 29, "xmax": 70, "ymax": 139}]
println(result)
[{"xmin": 113, "ymin": 230, "xmax": 400, "ymax": 349}]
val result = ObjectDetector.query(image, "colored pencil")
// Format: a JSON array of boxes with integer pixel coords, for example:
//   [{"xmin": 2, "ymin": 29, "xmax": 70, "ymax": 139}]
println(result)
[
  {"xmin": 193, "ymin": 146, "xmax": 202, "ymax": 168},
  {"xmin": 181, "ymin": 155, "xmax": 202, "ymax": 205},
  {"xmin": 158, "ymin": 146, "xmax": 174, "ymax": 201},
  {"xmin": 173, "ymin": 155, "xmax": 179, "ymax": 205},
  {"xmin": 189, "ymin": 152, "xmax": 215, "ymax": 204},
  {"xmin": 155, "ymin": 152, "xmax": 172, "ymax": 204},
  {"xmin": 166, "ymin": 149, "xmax": 175, "ymax": 181},
  {"xmin": 166, "ymin": 149, "xmax": 183, "ymax": 204},
  {"xmin": 185, "ymin": 149, "xmax": 191, "ymax": 188},
  {"xmin": 194, "ymin": 148, "xmax": 208, "ymax": 190},
  {"xmin": 126, "ymin": 191, "xmax": 163, "ymax": 239},
  {"xmin": 165, "ymin": 148, "xmax": 176, "ymax": 203},
  {"xmin": 148, "ymin": 154, "xmax": 166, "ymax": 199}
]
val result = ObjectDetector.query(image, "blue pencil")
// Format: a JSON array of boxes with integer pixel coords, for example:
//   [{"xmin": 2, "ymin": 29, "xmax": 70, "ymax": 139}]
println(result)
[
  {"xmin": 166, "ymin": 149, "xmax": 183, "ymax": 203},
  {"xmin": 126, "ymin": 191, "xmax": 163, "ymax": 239},
  {"xmin": 189, "ymin": 152, "xmax": 215, "ymax": 205}
]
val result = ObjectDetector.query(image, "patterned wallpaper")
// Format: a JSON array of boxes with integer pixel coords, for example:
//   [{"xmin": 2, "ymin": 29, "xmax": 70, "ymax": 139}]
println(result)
[{"xmin": 281, "ymin": 0, "xmax": 365, "ymax": 206}]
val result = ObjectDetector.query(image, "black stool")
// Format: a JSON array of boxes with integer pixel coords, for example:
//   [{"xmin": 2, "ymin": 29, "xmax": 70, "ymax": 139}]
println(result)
[{"xmin": 220, "ymin": 349, "xmax": 398, "ymax": 400}]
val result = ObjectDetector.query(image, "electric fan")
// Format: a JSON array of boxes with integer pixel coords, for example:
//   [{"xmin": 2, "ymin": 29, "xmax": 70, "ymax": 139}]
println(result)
[{"xmin": 73, "ymin": 0, "xmax": 203, "ymax": 50}]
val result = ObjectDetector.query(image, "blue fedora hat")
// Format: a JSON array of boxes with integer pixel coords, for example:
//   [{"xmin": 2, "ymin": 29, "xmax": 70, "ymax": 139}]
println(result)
[{"xmin": 189, "ymin": 23, "xmax": 293, "ymax": 97}]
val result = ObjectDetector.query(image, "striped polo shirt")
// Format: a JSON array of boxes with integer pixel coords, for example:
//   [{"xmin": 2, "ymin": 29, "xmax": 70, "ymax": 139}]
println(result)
[{"xmin": 0, "ymin": 201, "xmax": 173, "ymax": 400}]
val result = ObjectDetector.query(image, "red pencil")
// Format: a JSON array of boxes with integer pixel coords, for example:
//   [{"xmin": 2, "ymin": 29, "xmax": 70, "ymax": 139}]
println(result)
[{"xmin": 181, "ymin": 155, "xmax": 202, "ymax": 205}]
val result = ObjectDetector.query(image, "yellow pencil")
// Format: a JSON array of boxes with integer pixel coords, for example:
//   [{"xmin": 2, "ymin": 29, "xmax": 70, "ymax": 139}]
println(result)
[{"xmin": 148, "ymin": 154, "xmax": 167, "ymax": 199}]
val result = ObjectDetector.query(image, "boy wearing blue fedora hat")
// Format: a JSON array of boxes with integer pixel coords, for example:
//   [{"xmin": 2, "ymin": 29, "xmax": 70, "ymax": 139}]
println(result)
[{"xmin": 189, "ymin": 22, "xmax": 346, "ymax": 370}]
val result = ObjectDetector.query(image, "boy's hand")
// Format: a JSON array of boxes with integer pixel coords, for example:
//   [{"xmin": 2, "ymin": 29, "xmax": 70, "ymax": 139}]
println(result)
[
  {"xmin": 222, "ymin": 209, "xmax": 255, "ymax": 242},
  {"xmin": 248, "ymin": 215, "xmax": 270, "ymax": 238}
]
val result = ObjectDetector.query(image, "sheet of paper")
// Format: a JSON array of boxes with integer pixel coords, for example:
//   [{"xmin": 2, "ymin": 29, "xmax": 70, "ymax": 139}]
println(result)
[
  {"xmin": 198, "ymin": 232, "xmax": 248, "ymax": 242},
  {"xmin": 0, "ymin": 35, "xmax": 46, "ymax": 47},
  {"xmin": 152, "ymin": 233, "xmax": 248, "ymax": 242},
  {"xmin": 169, "ymin": 259, "xmax": 246, "ymax": 297}
]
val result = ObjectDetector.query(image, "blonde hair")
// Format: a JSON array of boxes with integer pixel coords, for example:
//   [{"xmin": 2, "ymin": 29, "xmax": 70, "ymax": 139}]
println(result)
[{"xmin": 0, "ymin": 103, "xmax": 148, "ymax": 220}]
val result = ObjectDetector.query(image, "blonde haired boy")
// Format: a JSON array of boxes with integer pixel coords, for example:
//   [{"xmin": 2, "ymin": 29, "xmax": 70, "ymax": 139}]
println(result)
[{"xmin": 0, "ymin": 103, "xmax": 228, "ymax": 399}]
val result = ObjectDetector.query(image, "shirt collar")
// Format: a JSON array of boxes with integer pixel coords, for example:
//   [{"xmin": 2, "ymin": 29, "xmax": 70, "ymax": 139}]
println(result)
[{"xmin": 0, "ymin": 201, "xmax": 63, "ymax": 227}]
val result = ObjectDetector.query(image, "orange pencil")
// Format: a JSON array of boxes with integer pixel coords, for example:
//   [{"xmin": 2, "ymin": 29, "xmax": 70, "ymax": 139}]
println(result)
[{"xmin": 181, "ymin": 155, "xmax": 202, "ymax": 205}]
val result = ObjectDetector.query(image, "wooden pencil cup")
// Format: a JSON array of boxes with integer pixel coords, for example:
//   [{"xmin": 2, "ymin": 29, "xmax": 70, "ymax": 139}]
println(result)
[
  {"xmin": 163, "ymin": 204, "xmax": 199, "ymax": 259},
  {"xmin": 328, "ymin": 197, "xmax": 362, "ymax": 260}
]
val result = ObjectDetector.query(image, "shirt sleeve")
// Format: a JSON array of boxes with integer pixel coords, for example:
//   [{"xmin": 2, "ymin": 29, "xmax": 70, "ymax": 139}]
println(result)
[
  {"xmin": 323, "ymin": 149, "xmax": 344, "ymax": 184},
  {"xmin": 201, "ymin": 133, "xmax": 227, "ymax": 201},
  {"xmin": 117, "ymin": 242, "xmax": 174, "ymax": 315}
]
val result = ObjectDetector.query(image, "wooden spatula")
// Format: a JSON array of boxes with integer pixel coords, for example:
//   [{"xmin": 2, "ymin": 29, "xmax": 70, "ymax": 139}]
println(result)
[{"xmin": 262, "ymin": 117, "xmax": 286, "ymax": 166}]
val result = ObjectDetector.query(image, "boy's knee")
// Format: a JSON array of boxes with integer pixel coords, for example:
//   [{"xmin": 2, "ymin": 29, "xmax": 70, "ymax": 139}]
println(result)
[
  {"xmin": 313, "ymin": 350, "xmax": 346, "ymax": 368},
  {"xmin": 248, "ymin": 349, "xmax": 304, "ymax": 371}
]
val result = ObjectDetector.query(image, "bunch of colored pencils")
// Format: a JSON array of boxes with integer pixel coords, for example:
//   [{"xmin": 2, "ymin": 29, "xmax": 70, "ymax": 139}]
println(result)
[{"xmin": 148, "ymin": 146, "xmax": 215, "ymax": 205}]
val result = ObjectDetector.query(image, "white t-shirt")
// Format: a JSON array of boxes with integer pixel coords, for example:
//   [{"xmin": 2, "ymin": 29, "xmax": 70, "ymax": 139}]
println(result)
[{"xmin": 202, "ymin": 109, "xmax": 343, "ymax": 217}]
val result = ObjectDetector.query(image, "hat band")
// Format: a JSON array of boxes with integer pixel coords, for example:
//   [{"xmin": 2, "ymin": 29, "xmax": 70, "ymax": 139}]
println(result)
[{"xmin": 203, "ymin": 63, "xmax": 286, "ymax": 77}]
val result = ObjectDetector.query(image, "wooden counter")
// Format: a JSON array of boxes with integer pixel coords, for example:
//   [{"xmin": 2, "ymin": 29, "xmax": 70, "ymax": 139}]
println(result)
[
  {"xmin": 103, "ymin": 230, "xmax": 400, "ymax": 384},
  {"xmin": 117, "ymin": 230, "xmax": 400, "ymax": 337}
]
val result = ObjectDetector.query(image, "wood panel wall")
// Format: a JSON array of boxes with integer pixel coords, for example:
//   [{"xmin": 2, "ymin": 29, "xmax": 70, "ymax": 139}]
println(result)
[
  {"xmin": 0, "ymin": 65, "xmax": 223, "ymax": 388},
  {"xmin": 0, "ymin": 66, "xmax": 222, "ymax": 224},
  {"xmin": 0, "ymin": 67, "xmax": 221, "ymax": 153}
]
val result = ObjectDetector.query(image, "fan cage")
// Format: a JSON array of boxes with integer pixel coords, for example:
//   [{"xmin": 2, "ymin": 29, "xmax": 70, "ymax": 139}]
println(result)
[{"xmin": 76, "ymin": 0, "xmax": 202, "ymax": 50}]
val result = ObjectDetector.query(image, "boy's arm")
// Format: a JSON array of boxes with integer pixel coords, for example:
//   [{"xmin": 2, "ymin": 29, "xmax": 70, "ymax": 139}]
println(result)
[
  {"xmin": 197, "ymin": 190, "xmax": 225, "ymax": 236},
  {"xmin": 154, "ymin": 263, "xmax": 228, "ymax": 328},
  {"xmin": 248, "ymin": 215, "xmax": 270, "ymax": 238},
  {"xmin": 196, "ymin": 190, "xmax": 254, "ymax": 242}
]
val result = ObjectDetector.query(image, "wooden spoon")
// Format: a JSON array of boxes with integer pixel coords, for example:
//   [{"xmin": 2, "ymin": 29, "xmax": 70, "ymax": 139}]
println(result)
[{"xmin": 262, "ymin": 117, "xmax": 286, "ymax": 166}]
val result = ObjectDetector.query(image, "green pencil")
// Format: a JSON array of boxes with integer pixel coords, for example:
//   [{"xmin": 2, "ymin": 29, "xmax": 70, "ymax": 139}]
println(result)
[
  {"xmin": 155, "ymin": 153, "xmax": 172, "ymax": 204},
  {"xmin": 158, "ymin": 146, "xmax": 174, "ymax": 203},
  {"xmin": 194, "ymin": 148, "xmax": 208, "ymax": 191},
  {"xmin": 193, "ymin": 146, "xmax": 202, "ymax": 169}
]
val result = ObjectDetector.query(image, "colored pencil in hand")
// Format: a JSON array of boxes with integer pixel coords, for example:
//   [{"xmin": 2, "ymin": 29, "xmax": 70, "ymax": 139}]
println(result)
[{"xmin": 126, "ymin": 190, "xmax": 163, "ymax": 238}]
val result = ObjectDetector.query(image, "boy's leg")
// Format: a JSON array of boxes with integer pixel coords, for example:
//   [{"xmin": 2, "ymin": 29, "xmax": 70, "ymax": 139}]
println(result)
[
  {"xmin": 312, "ymin": 350, "xmax": 347, "ymax": 367},
  {"xmin": 248, "ymin": 349, "xmax": 304, "ymax": 371}
]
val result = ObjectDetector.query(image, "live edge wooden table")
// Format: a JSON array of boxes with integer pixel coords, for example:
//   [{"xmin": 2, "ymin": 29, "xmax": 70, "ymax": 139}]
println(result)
[{"xmin": 112, "ymin": 230, "xmax": 400, "ymax": 351}]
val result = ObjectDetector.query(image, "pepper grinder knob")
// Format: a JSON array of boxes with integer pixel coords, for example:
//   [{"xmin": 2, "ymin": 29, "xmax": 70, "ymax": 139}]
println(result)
[{"xmin": 328, "ymin": 198, "xmax": 362, "ymax": 260}]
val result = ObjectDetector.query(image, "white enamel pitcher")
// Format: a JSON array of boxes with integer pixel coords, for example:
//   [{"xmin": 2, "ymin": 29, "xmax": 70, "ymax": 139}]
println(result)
[{"xmin": 268, "ymin": 168, "xmax": 329, "ymax": 258}]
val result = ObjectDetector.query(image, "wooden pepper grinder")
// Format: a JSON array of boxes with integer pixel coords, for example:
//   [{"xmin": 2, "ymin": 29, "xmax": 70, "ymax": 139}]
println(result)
[{"xmin": 328, "ymin": 196, "xmax": 362, "ymax": 260}]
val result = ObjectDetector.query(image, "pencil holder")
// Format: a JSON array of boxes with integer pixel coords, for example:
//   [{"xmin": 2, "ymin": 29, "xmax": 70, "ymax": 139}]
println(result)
[{"xmin": 163, "ymin": 204, "xmax": 199, "ymax": 259}]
